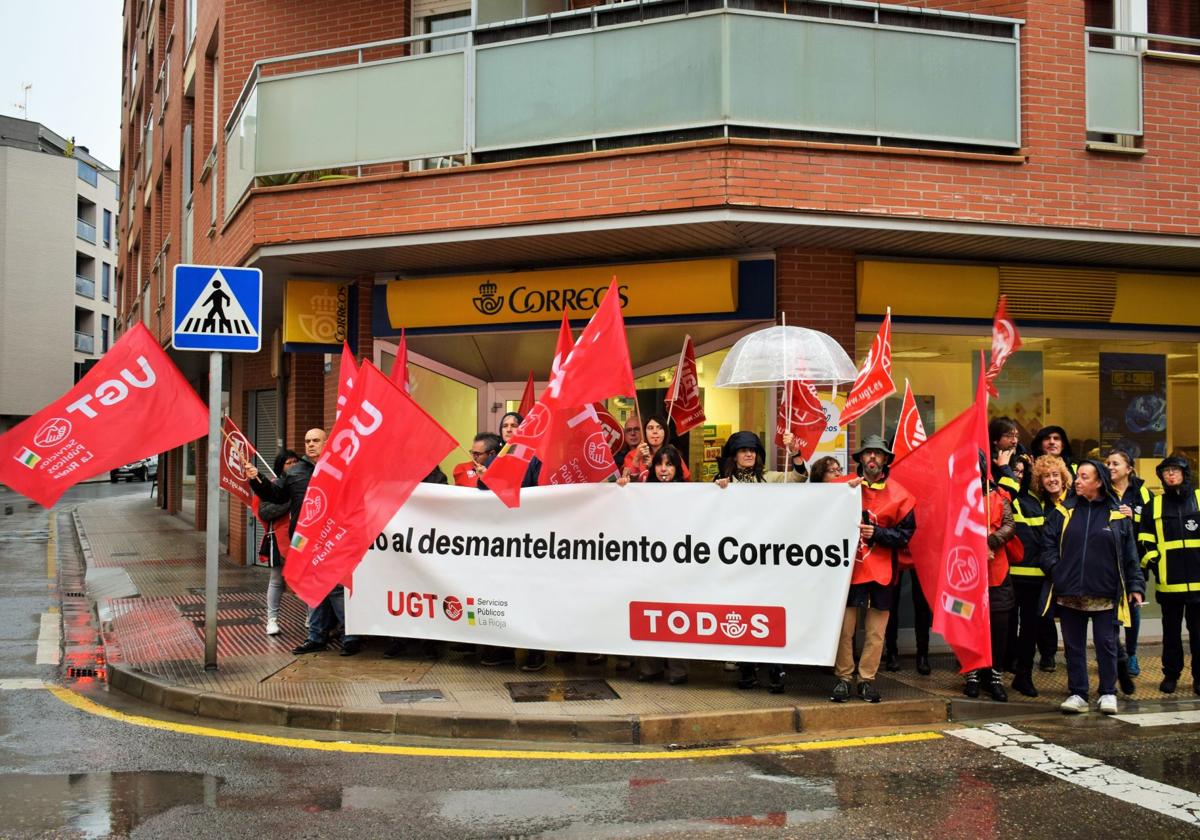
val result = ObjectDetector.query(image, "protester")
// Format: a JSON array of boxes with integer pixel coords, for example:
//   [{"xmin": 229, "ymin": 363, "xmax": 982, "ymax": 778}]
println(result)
[
  {"xmin": 616, "ymin": 444, "xmax": 690, "ymax": 684},
  {"xmin": 383, "ymin": 465, "xmax": 450, "ymax": 660},
  {"xmin": 1106, "ymin": 449, "xmax": 1150, "ymax": 677},
  {"xmin": 1138, "ymin": 455, "xmax": 1200, "ymax": 696},
  {"xmin": 830, "ymin": 435, "xmax": 916, "ymax": 705},
  {"xmin": 963, "ymin": 466, "xmax": 1016, "ymax": 701},
  {"xmin": 1002, "ymin": 453, "xmax": 1052, "ymax": 698},
  {"xmin": 989, "ymin": 416, "xmax": 1024, "ymax": 498},
  {"xmin": 247, "ymin": 428, "xmax": 363, "ymax": 656},
  {"xmin": 809, "ymin": 456, "xmax": 846, "ymax": 484},
  {"xmin": 256, "ymin": 449, "xmax": 298, "ymax": 637},
  {"xmin": 1031, "ymin": 454, "xmax": 1071, "ymax": 672},
  {"xmin": 613, "ymin": 416, "xmax": 643, "ymax": 469},
  {"xmin": 716, "ymin": 430, "xmax": 804, "ymax": 692},
  {"xmin": 623, "ymin": 415, "xmax": 690, "ymax": 481},
  {"xmin": 1032, "ymin": 425, "xmax": 1077, "ymax": 476},
  {"xmin": 1043, "ymin": 460, "xmax": 1144, "ymax": 714}
]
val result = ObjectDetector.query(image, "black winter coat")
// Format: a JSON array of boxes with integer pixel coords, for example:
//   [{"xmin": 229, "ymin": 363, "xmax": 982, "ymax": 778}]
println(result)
[
  {"xmin": 1043, "ymin": 494, "xmax": 1144, "ymax": 603},
  {"xmin": 249, "ymin": 458, "xmax": 315, "ymax": 537}
]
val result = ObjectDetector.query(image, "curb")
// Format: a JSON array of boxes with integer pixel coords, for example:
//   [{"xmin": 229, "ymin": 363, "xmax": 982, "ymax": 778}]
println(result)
[{"xmin": 107, "ymin": 663, "xmax": 951, "ymax": 745}]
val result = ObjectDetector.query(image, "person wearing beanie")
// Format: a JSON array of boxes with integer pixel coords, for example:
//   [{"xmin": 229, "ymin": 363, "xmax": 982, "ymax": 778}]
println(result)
[
  {"xmin": 830, "ymin": 435, "xmax": 916, "ymax": 706},
  {"xmin": 1138, "ymin": 455, "xmax": 1200, "ymax": 695}
]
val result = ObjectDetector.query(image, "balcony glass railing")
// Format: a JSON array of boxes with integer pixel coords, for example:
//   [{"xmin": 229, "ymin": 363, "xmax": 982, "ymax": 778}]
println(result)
[
  {"xmin": 74, "ymin": 331, "xmax": 94, "ymax": 354},
  {"xmin": 1084, "ymin": 28, "xmax": 1200, "ymax": 137},
  {"xmin": 76, "ymin": 218, "xmax": 96, "ymax": 244},
  {"xmin": 77, "ymin": 159, "xmax": 98, "ymax": 187},
  {"xmin": 224, "ymin": 0, "xmax": 1021, "ymax": 216},
  {"xmin": 75, "ymin": 275, "xmax": 95, "ymax": 298}
]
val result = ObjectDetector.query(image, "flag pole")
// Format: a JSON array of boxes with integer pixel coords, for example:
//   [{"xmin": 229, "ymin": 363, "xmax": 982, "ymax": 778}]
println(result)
[
  {"xmin": 220, "ymin": 421, "xmax": 277, "ymax": 479},
  {"xmin": 781, "ymin": 313, "xmax": 792, "ymax": 482}
]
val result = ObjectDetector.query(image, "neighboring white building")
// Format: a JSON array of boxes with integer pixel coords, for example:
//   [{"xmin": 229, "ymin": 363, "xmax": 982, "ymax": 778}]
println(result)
[{"xmin": 0, "ymin": 116, "xmax": 119, "ymax": 431}]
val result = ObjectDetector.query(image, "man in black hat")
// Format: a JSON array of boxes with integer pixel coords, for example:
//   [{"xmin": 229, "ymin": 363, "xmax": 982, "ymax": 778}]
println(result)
[
  {"xmin": 831, "ymin": 435, "xmax": 916, "ymax": 704},
  {"xmin": 1139, "ymin": 455, "xmax": 1200, "ymax": 695}
]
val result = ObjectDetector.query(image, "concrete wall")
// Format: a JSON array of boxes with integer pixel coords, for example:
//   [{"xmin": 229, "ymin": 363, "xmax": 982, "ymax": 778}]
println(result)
[{"xmin": 0, "ymin": 146, "xmax": 76, "ymax": 423}]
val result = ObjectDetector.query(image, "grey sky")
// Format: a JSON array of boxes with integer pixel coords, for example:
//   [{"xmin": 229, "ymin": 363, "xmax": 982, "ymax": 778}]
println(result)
[{"xmin": 0, "ymin": 2, "xmax": 123, "ymax": 168}]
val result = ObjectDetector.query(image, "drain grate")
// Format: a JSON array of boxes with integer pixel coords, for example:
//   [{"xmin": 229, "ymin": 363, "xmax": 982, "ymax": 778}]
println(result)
[
  {"xmin": 66, "ymin": 667, "xmax": 101, "ymax": 679},
  {"xmin": 505, "ymin": 679, "xmax": 620, "ymax": 703},
  {"xmin": 186, "ymin": 586, "xmax": 259, "ymax": 595},
  {"xmin": 186, "ymin": 615, "xmax": 261, "ymax": 627},
  {"xmin": 62, "ymin": 591, "xmax": 86, "ymax": 598},
  {"xmin": 109, "ymin": 551, "xmax": 140, "ymax": 557},
  {"xmin": 378, "ymin": 689, "xmax": 445, "ymax": 704},
  {"xmin": 0, "ymin": 529, "xmax": 49, "ymax": 541}
]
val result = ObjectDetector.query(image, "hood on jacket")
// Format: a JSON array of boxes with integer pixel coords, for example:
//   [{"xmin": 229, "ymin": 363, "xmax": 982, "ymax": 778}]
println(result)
[
  {"xmin": 1076, "ymin": 458, "xmax": 1116, "ymax": 503},
  {"xmin": 1031, "ymin": 425, "xmax": 1074, "ymax": 464},
  {"xmin": 1156, "ymin": 454, "xmax": 1193, "ymax": 491},
  {"xmin": 721, "ymin": 431, "xmax": 766, "ymax": 468}
]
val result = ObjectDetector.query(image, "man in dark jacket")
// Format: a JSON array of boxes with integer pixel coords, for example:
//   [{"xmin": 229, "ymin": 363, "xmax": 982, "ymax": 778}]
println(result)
[
  {"xmin": 1139, "ymin": 455, "xmax": 1200, "ymax": 695},
  {"xmin": 1032, "ymin": 425, "xmax": 1077, "ymax": 477},
  {"xmin": 246, "ymin": 428, "xmax": 363, "ymax": 657}
]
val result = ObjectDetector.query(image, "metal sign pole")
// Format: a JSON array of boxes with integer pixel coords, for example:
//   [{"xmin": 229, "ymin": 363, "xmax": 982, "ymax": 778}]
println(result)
[{"xmin": 204, "ymin": 350, "xmax": 222, "ymax": 670}]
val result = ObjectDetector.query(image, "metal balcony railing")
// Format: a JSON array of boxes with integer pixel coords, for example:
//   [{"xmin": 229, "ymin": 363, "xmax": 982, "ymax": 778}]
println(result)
[
  {"xmin": 223, "ymin": 0, "xmax": 1022, "ymax": 217},
  {"xmin": 77, "ymin": 159, "xmax": 98, "ymax": 187},
  {"xmin": 74, "ymin": 331, "xmax": 94, "ymax": 354},
  {"xmin": 75, "ymin": 275, "xmax": 95, "ymax": 298},
  {"xmin": 1085, "ymin": 27, "xmax": 1200, "ymax": 137}
]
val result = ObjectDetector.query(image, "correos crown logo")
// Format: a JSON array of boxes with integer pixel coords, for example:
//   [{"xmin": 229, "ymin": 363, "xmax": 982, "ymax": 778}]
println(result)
[{"xmin": 473, "ymin": 281, "xmax": 504, "ymax": 316}]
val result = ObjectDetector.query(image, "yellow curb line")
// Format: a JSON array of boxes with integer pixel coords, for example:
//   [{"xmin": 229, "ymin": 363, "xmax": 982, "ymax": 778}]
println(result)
[{"xmin": 48, "ymin": 686, "xmax": 942, "ymax": 761}]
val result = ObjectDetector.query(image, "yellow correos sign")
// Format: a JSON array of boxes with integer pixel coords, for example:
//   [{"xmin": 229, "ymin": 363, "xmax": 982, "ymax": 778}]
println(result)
[
  {"xmin": 284, "ymin": 280, "xmax": 351, "ymax": 346},
  {"xmin": 386, "ymin": 259, "xmax": 738, "ymax": 329}
]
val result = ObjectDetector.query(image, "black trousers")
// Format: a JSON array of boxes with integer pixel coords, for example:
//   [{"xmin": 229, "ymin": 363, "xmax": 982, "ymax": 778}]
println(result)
[
  {"xmin": 1161, "ymin": 599, "xmax": 1200, "ymax": 682},
  {"xmin": 885, "ymin": 569, "xmax": 931, "ymax": 656},
  {"xmin": 1010, "ymin": 579, "xmax": 1058, "ymax": 674}
]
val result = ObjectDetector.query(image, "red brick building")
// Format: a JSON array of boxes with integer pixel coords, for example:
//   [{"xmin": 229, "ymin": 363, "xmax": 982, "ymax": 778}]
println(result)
[{"xmin": 119, "ymin": 0, "xmax": 1200, "ymax": 570}]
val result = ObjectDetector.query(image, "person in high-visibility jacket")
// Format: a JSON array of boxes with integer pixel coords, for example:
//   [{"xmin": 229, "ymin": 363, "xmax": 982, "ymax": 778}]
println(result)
[
  {"xmin": 1106, "ymin": 448, "xmax": 1152, "ymax": 677},
  {"xmin": 1001, "ymin": 454, "xmax": 1057, "ymax": 698},
  {"xmin": 1138, "ymin": 455, "xmax": 1200, "ymax": 696}
]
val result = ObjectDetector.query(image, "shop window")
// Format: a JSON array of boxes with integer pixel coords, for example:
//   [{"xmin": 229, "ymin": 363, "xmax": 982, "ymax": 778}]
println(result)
[
  {"xmin": 625, "ymin": 346, "xmax": 770, "ymax": 483},
  {"xmin": 856, "ymin": 328, "xmax": 1199, "ymax": 478}
]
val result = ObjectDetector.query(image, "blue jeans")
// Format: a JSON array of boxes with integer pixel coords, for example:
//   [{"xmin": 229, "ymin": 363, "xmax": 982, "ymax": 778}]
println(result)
[
  {"xmin": 306, "ymin": 585, "xmax": 360, "ymax": 645},
  {"xmin": 1059, "ymin": 605, "xmax": 1117, "ymax": 700}
]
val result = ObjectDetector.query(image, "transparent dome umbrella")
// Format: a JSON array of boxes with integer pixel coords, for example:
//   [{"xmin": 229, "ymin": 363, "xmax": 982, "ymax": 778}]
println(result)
[{"xmin": 715, "ymin": 324, "xmax": 858, "ymax": 389}]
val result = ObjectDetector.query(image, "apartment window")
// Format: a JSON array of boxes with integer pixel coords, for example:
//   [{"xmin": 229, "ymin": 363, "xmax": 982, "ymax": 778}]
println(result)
[
  {"xmin": 102, "ymin": 210, "xmax": 112, "ymax": 247},
  {"xmin": 143, "ymin": 109, "xmax": 154, "ymax": 178},
  {"xmin": 424, "ymin": 10, "xmax": 470, "ymax": 53},
  {"xmin": 102, "ymin": 262, "xmax": 111, "ymax": 301},
  {"xmin": 159, "ymin": 53, "xmax": 171, "ymax": 109},
  {"xmin": 477, "ymin": 0, "xmax": 566, "ymax": 26},
  {"xmin": 77, "ymin": 159, "xmax": 99, "ymax": 187},
  {"xmin": 101, "ymin": 315, "xmax": 110, "ymax": 353},
  {"xmin": 1150, "ymin": 0, "xmax": 1200, "ymax": 53},
  {"xmin": 182, "ymin": 123, "xmax": 194, "ymax": 262}
]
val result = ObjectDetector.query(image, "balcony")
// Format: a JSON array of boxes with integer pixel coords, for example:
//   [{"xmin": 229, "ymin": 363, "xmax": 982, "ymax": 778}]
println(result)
[
  {"xmin": 74, "ymin": 331, "xmax": 94, "ymax": 354},
  {"xmin": 77, "ymin": 159, "xmax": 98, "ymax": 187},
  {"xmin": 224, "ymin": 0, "xmax": 1022, "ymax": 217},
  {"xmin": 76, "ymin": 218, "xmax": 97, "ymax": 244},
  {"xmin": 1085, "ymin": 27, "xmax": 1200, "ymax": 137},
  {"xmin": 75, "ymin": 275, "xmax": 96, "ymax": 299}
]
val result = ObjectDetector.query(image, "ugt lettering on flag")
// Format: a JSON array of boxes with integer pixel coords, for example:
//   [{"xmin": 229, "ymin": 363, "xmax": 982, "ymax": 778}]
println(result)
[
  {"xmin": 284, "ymin": 362, "xmax": 457, "ymax": 607},
  {"xmin": 0, "ymin": 323, "xmax": 208, "ymax": 507}
]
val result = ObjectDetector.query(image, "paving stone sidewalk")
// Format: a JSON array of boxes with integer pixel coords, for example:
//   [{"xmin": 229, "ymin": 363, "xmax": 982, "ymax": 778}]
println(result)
[{"xmin": 71, "ymin": 495, "xmax": 1189, "ymax": 745}]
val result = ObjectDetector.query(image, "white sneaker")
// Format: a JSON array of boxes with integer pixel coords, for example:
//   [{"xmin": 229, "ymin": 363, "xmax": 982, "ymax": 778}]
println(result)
[
  {"xmin": 266, "ymin": 618, "xmax": 280, "ymax": 636},
  {"xmin": 1098, "ymin": 694, "xmax": 1118, "ymax": 715},
  {"xmin": 1060, "ymin": 694, "xmax": 1088, "ymax": 714}
]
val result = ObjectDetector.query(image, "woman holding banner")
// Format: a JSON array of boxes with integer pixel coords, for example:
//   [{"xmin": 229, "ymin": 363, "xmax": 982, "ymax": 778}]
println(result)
[{"xmin": 1043, "ymin": 460, "xmax": 1145, "ymax": 715}]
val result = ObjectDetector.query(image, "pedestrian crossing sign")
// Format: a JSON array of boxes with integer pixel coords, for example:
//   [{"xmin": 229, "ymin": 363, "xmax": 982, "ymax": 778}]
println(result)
[{"xmin": 172, "ymin": 264, "xmax": 262, "ymax": 352}]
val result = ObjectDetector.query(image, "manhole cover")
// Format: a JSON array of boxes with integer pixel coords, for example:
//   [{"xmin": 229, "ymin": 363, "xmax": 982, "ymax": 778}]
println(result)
[
  {"xmin": 378, "ymin": 689, "xmax": 445, "ymax": 704},
  {"xmin": 505, "ymin": 679, "xmax": 620, "ymax": 702}
]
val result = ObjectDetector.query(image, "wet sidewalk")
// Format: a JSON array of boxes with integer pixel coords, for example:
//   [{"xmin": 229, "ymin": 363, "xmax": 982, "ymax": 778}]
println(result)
[{"xmin": 72, "ymin": 496, "xmax": 1189, "ymax": 745}]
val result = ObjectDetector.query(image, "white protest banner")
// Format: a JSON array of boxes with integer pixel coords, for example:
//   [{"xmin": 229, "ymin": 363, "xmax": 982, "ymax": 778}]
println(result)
[{"xmin": 347, "ymin": 482, "xmax": 861, "ymax": 665}]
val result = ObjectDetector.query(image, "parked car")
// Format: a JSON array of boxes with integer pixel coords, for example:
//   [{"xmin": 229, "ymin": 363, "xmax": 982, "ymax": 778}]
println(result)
[{"xmin": 110, "ymin": 454, "xmax": 159, "ymax": 483}]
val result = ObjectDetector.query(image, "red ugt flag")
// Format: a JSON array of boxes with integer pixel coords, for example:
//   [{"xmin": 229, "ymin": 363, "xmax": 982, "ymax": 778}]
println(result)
[
  {"xmin": 984, "ymin": 295, "xmax": 1022, "ymax": 398},
  {"xmin": 665, "ymin": 335, "xmax": 706, "ymax": 435},
  {"xmin": 284, "ymin": 362, "xmax": 457, "ymax": 607},
  {"xmin": 219, "ymin": 415, "xmax": 256, "ymax": 507},
  {"xmin": 0, "ymin": 323, "xmax": 208, "ymax": 507},
  {"xmin": 543, "ymin": 278, "xmax": 635, "ymax": 410},
  {"xmin": 518, "ymin": 371, "xmax": 536, "ymax": 418},
  {"xmin": 891, "ymin": 379, "xmax": 928, "ymax": 461},
  {"xmin": 890, "ymin": 366, "xmax": 992, "ymax": 672},
  {"xmin": 838, "ymin": 309, "xmax": 895, "ymax": 428},
  {"xmin": 774, "ymin": 380, "xmax": 826, "ymax": 461}
]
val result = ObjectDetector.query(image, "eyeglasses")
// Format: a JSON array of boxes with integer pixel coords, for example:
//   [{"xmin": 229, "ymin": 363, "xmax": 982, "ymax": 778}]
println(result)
[{"xmin": 470, "ymin": 449, "xmax": 492, "ymax": 458}]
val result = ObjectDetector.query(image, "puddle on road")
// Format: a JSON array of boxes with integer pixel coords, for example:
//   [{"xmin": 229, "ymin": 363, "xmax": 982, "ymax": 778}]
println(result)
[{"xmin": 0, "ymin": 771, "xmax": 221, "ymax": 838}]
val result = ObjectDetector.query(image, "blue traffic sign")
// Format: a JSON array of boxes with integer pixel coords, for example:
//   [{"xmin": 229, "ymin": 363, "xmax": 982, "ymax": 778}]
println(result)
[{"xmin": 172, "ymin": 264, "xmax": 262, "ymax": 352}]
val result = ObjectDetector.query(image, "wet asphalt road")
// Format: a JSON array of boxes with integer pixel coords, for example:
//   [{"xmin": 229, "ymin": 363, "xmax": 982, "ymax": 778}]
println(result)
[{"xmin": 2, "ymin": 483, "xmax": 1200, "ymax": 839}]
